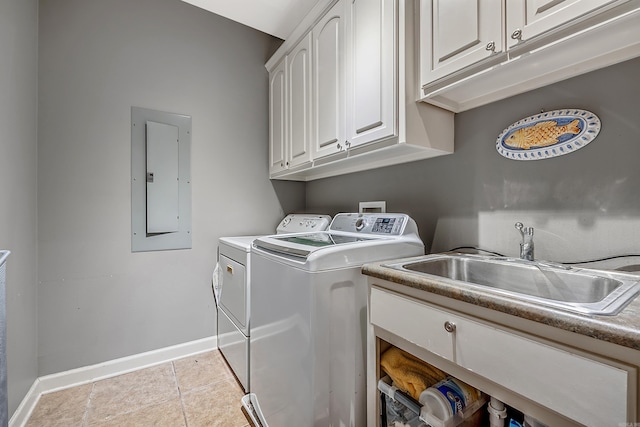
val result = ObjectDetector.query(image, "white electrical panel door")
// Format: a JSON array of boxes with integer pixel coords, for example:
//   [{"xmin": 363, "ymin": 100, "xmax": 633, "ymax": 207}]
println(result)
[{"xmin": 146, "ymin": 121, "xmax": 180, "ymax": 234}]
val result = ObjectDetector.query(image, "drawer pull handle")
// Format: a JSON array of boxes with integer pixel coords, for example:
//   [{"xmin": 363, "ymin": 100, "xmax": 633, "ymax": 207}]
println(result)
[
  {"xmin": 226, "ymin": 265, "xmax": 233, "ymax": 274},
  {"xmin": 444, "ymin": 321, "xmax": 456, "ymax": 333}
]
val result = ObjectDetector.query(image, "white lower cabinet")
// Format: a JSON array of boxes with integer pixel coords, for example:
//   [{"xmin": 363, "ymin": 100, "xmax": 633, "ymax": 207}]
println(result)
[{"xmin": 368, "ymin": 286, "xmax": 638, "ymax": 426}]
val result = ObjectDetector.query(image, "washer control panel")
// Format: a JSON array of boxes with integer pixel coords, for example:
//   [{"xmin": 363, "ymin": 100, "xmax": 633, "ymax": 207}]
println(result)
[
  {"xmin": 276, "ymin": 214, "xmax": 332, "ymax": 233},
  {"xmin": 329, "ymin": 213, "xmax": 408, "ymax": 235}
]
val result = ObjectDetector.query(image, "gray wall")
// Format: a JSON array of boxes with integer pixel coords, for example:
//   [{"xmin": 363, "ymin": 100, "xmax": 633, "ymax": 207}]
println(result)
[
  {"xmin": 38, "ymin": 0, "xmax": 303, "ymax": 375},
  {"xmin": 0, "ymin": 0, "xmax": 39, "ymax": 416},
  {"xmin": 307, "ymin": 57, "xmax": 640, "ymax": 263}
]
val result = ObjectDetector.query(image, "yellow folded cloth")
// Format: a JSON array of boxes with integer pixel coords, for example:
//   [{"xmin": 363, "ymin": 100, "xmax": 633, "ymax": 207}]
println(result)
[{"xmin": 380, "ymin": 347, "xmax": 447, "ymax": 400}]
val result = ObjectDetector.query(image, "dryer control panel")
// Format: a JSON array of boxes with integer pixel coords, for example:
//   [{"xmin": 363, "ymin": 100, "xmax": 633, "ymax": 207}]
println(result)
[{"xmin": 276, "ymin": 214, "xmax": 332, "ymax": 234}]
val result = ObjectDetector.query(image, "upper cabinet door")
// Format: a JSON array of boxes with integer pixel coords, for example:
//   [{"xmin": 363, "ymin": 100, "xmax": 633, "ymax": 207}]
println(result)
[
  {"xmin": 313, "ymin": 0, "xmax": 347, "ymax": 159},
  {"xmin": 288, "ymin": 34, "xmax": 313, "ymax": 169},
  {"xmin": 347, "ymin": 0, "xmax": 396, "ymax": 148},
  {"xmin": 420, "ymin": 0, "xmax": 504, "ymax": 85},
  {"xmin": 269, "ymin": 58, "xmax": 287, "ymax": 175},
  {"xmin": 507, "ymin": 0, "xmax": 619, "ymax": 47}
]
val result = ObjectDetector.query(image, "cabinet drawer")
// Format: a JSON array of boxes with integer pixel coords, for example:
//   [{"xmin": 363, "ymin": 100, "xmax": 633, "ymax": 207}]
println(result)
[
  {"xmin": 370, "ymin": 286, "xmax": 455, "ymax": 361},
  {"xmin": 370, "ymin": 287, "xmax": 635, "ymax": 426}
]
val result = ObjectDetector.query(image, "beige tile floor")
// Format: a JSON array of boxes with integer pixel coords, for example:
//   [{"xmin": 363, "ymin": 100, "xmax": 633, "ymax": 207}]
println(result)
[{"xmin": 25, "ymin": 350, "xmax": 251, "ymax": 427}]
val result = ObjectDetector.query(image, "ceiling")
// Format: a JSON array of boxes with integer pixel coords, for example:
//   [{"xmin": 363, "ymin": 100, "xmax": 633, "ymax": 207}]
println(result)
[{"xmin": 181, "ymin": 0, "xmax": 322, "ymax": 40}]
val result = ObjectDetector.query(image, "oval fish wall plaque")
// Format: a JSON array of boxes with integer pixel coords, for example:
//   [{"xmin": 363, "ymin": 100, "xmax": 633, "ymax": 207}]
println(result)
[{"xmin": 496, "ymin": 109, "xmax": 601, "ymax": 160}]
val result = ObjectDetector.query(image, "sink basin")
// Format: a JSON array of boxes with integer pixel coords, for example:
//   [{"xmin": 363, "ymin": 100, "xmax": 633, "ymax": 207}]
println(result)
[{"xmin": 384, "ymin": 253, "xmax": 640, "ymax": 315}]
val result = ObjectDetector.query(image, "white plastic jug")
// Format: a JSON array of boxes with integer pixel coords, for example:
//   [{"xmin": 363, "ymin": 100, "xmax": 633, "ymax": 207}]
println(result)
[{"xmin": 419, "ymin": 377, "xmax": 481, "ymax": 422}]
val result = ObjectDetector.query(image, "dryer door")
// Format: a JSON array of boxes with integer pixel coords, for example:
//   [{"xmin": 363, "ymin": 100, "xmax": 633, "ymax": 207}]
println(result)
[{"xmin": 218, "ymin": 254, "xmax": 247, "ymax": 332}]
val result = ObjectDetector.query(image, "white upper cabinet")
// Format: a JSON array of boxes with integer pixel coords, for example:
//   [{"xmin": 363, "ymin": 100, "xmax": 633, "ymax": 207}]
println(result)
[
  {"xmin": 287, "ymin": 34, "xmax": 313, "ymax": 169},
  {"xmin": 420, "ymin": 0, "xmax": 504, "ymax": 85},
  {"xmin": 265, "ymin": 0, "xmax": 454, "ymax": 181},
  {"xmin": 268, "ymin": 58, "xmax": 287, "ymax": 175},
  {"xmin": 312, "ymin": 0, "xmax": 347, "ymax": 159},
  {"xmin": 419, "ymin": 0, "xmax": 640, "ymax": 112},
  {"xmin": 268, "ymin": 34, "xmax": 313, "ymax": 175},
  {"xmin": 347, "ymin": 0, "xmax": 396, "ymax": 148},
  {"xmin": 507, "ymin": 0, "xmax": 618, "ymax": 48}
]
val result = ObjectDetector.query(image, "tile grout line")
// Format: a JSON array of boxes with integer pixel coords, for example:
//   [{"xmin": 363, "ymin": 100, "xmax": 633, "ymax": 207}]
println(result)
[
  {"xmin": 172, "ymin": 360, "xmax": 190, "ymax": 427},
  {"xmin": 81, "ymin": 382, "xmax": 97, "ymax": 427},
  {"xmin": 26, "ymin": 351, "xmax": 242, "ymax": 426}
]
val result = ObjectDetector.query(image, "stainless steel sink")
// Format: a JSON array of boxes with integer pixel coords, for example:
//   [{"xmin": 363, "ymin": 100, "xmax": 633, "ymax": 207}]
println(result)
[{"xmin": 384, "ymin": 253, "xmax": 640, "ymax": 315}]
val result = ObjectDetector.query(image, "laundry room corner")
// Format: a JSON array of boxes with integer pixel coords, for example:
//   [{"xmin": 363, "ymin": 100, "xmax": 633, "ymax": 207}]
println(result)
[{"xmin": 35, "ymin": 0, "xmax": 300, "ymax": 378}]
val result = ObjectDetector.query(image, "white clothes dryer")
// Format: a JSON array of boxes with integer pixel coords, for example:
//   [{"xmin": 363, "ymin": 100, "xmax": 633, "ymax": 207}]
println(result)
[{"xmin": 216, "ymin": 214, "xmax": 331, "ymax": 393}]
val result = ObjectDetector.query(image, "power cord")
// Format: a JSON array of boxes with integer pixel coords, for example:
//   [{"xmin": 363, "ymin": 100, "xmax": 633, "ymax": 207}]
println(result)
[{"xmin": 446, "ymin": 246, "xmax": 640, "ymax": 265}]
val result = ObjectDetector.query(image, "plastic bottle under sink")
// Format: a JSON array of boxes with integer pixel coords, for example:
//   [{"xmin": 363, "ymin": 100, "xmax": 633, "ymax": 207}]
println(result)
[{"xmin": 418, "ymin": 377, "xmax": 483, "ymax": 426}]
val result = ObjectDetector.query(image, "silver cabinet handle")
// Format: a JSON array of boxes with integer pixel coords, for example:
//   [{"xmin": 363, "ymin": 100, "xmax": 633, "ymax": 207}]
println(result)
[
  {"xmin": 511, "ymin": 29, "xmax": 522, "ymax": 40},
  {"xmin": 345, "ymin": 141, "xmax": 351, "ymax": 148},
  {"xmin": 337, "ymin": 143, "xmax": 342, "ymax": 150},
  {"xmin": 444, "ymin": 321, "xmax": 456, "ymax": 333},
  {"xmin": 486, "ymin": 41, "xmax": 495, "ymax": 51}
]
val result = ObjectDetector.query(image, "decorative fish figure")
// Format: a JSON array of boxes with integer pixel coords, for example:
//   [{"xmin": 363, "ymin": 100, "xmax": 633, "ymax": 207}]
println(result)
[{"xmin": 504, "ymin": 119, "xmax": 581, "ymax": 150}]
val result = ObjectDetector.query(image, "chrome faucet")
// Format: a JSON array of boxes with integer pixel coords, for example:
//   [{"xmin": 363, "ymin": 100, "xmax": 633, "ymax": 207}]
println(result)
[{"xmin": 515, "ymin": 222, "xmax": 534, "ymax": 261}]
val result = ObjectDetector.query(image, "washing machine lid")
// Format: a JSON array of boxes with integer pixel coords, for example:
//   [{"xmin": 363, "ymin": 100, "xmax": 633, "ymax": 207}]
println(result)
[
  {"xmin": 254, "ymin": 232, "xmax": 382, "ymax": 258},
  {"xmin": 252, "ymin": 213, "xmax": 424, "ymax": 267},
  {"xmin": 218, "ymin": 214, "xmax": 332, "ymax": 252}
]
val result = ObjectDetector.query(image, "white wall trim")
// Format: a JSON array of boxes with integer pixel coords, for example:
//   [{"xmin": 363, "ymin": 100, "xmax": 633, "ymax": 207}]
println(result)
[{"xmin": 9, "ymin": 336, "xmax": 217, "ymax": 427}]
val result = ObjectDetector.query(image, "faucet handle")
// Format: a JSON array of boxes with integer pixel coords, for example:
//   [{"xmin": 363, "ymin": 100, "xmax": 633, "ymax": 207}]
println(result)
[
  {"xmin": 515, "ymin": 222, "xmax": 534, "ymax": 239},
  {"xmin": 515, "ymin": 222, "xmax": 523, "ymax": 234}
]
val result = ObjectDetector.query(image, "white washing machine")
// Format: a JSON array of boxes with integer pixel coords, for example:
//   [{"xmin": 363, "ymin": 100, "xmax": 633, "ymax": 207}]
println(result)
[
  {"xmin": 216, "ymin": 214, "xmax": 331, "ymax": 393},
  {"xmin": 243, "ymin": 213, "xmax": 424, "ymax": 427}
]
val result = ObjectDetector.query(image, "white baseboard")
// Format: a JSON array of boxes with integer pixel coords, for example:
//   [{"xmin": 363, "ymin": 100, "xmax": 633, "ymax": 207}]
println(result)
[
  {"xmin": 9, "ymin": 336, "xmax": 217, "ymax": 427},
  {"xmin": 9, "ymin": 380, "xmax": 41, "ymax": 427}
]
